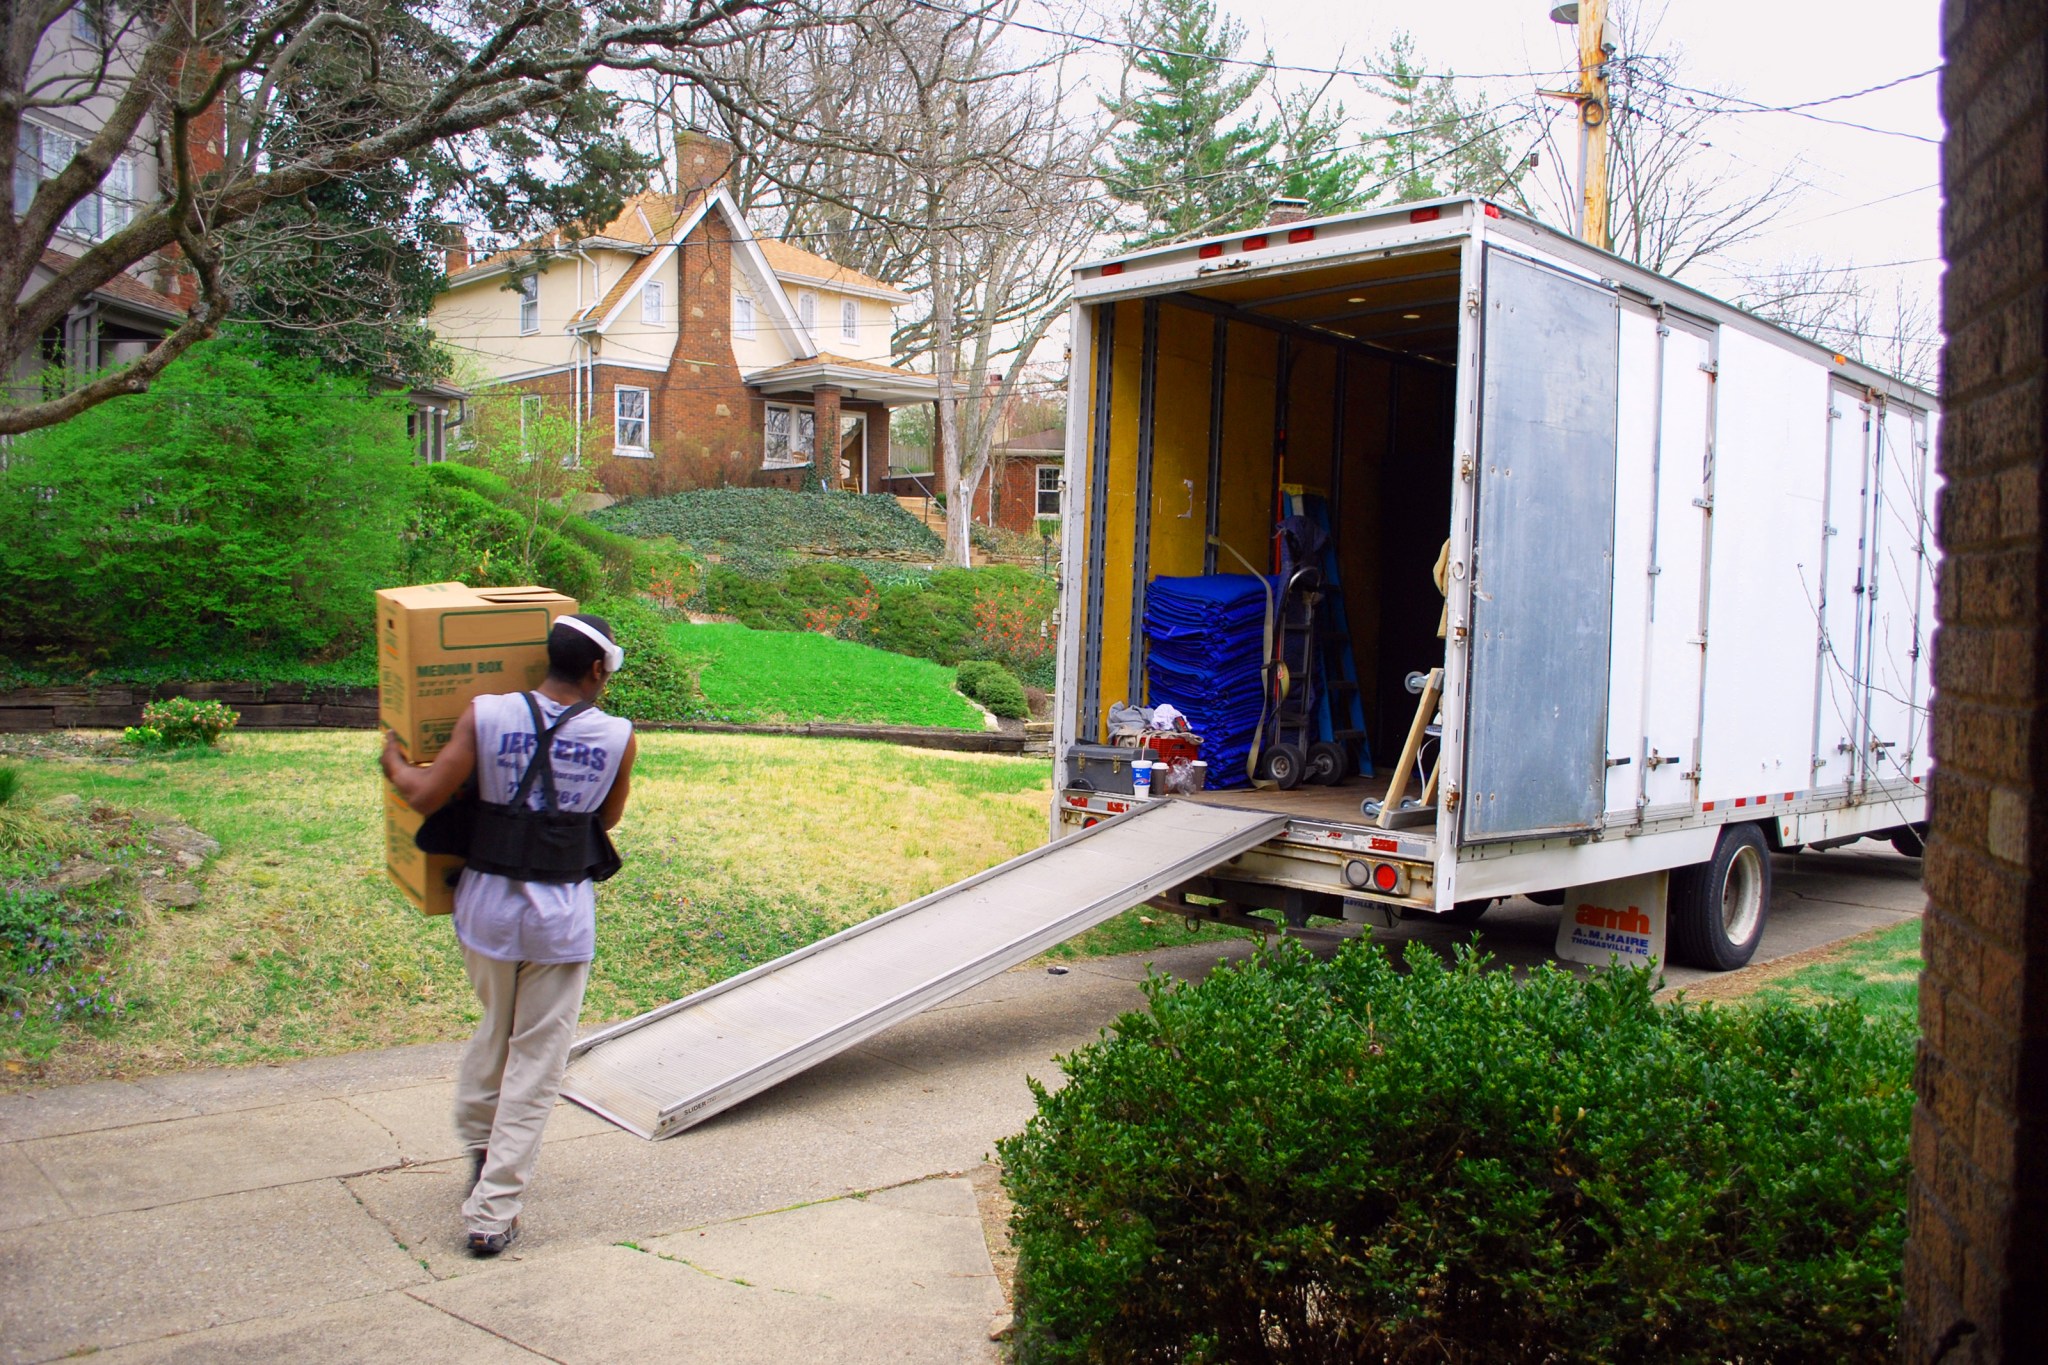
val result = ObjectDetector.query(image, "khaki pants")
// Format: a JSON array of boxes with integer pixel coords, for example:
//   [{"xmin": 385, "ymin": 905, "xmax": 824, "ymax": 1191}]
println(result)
[{"xmin": 455, "ymin": 947, "xmax": 591, "ymax": 1235}]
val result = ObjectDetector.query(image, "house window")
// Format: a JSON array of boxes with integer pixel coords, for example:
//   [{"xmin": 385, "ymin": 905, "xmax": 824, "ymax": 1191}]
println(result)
[
  {"xmin": 517, "ymin": 275, "xmax": 539, "ymax": 334},
  {"xmin": 519, "ymin": 395, "xmax": 543, "ymax": 453},
  {"xmin": 13, "ymin": 121, "xmax": 134, "ymax": 239},
  {"xmin": 72, "ymin": 3, "xmax": 100, "ymax": 42},
  {"xmin": 615, "ymin": 386, "xmax": 649, "ymax": 453},
  {"xmin": 840, "ymin": 299, "xmax": 858, "ymax": 343},
  {"xmin": 797, "ymin": 290, "xmax": 816, "ymax": 332},
  {"xmin": 763, "ymin": 402, "xmax": 817, "ymax": 468},
  {"xmin": 1036, "ymin": 464, "xmax": 1062, "ymax": 518},
  {"xmin": 732, "ymin": 292, "xmax": 754, "ymax": 338},
  {"xmin": 642, "ymin": 281, "xmax": 663, "ymax": 326}
]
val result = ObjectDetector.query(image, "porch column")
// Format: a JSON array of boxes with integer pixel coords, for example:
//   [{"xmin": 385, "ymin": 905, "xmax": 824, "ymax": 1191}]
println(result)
[{"xmin": 812, "ymin": 384, "xmax": 843, "ymax": 491}]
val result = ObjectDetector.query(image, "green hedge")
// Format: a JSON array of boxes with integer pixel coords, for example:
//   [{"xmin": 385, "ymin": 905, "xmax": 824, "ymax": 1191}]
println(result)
[
  {"xmin": 0, "ymin": 337, "xmax": 413, "ymax": 667},
  {"xmin": 954, "ymin": 660, "xmax": 1027, "ymax": 719},
  {"xmin": 999, "ymin": 941, "xmax": 1913, "ymax": 1364},
  {"xmin": 419, "ymin": 463, "xmax": 644, "ymax": 595},
  {"xmin": 594, "ymin": 486, "xmax": 941, "ymax": 557}
]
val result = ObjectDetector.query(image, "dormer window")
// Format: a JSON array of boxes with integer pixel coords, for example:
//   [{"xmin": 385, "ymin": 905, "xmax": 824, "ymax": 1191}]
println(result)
[
  {"xmin": 642, "ymin": 281, "xmax": 664, "ymax": 325},
  {"xmin": 797, "ymin": 290, "xmax": 816, "ymax": 332},
  {"xmin": 841, "ymin": 299, "xmax": 858, "ymax": 343}
]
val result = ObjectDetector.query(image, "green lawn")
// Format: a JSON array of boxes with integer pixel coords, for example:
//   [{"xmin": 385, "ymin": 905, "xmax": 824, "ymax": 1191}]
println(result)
[
  {"xmin": 1, "ymin": 730, "xmax": 1243, "ymax": 1085},
  {"xmin": 1748, "ymin": 918, "xmax": 1923, "ymax": 1025},
  {"xmin": 672, "ymin": 621, "xmax": 984, "ymax": 729}
]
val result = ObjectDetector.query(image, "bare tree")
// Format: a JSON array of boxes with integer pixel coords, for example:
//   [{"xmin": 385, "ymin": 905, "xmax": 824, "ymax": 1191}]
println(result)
[
  {"xmin": 0, "ymin": 0, "xmax": 835, "ymax": 436},
  {"xmin": 1737, "ymin": 258, "xmax": 1941, "ymax": 390},
  {"xmin": 665, "ymin": 0, "xmax": 1116, "ymax": 566}
]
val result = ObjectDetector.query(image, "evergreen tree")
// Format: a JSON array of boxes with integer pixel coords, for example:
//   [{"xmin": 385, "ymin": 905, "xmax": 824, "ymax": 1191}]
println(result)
[
  {"xmin": 1097, "ymin": 0, "xmax": 1278, "ymax": 246},
  {"xmin": 1275, "ymin": 82, "xmax": 1371, "ymax": 217},
  {"xmin": 1367, "ymin": 34, "xmax": 1527, "ymax": 206}
]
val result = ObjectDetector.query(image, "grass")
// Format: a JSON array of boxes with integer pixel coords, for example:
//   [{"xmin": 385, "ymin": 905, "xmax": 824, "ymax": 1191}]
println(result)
[
  {"xmin": 0, "ymin": 730, "xmax": 1254, "ymax": 1085},
  {"xmin": 671, "ymin": 622, "xmax": 984, "ymax": 729},
  {"xmin": 1746, "ymin": 918, "xmax": 1923, "ymax": 1024}
]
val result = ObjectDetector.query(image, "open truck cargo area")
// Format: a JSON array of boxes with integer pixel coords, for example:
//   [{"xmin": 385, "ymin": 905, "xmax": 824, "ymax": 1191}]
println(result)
[{"xmin": 1053, "ymin": 197, "xmax": 1938, "ymax": 969}]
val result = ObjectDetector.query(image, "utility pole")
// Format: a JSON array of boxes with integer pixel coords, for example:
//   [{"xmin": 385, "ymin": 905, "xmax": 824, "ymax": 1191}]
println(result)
[{"xmin": 1546, "ymin": 2, "xmax": 1616, "ymax": 251}]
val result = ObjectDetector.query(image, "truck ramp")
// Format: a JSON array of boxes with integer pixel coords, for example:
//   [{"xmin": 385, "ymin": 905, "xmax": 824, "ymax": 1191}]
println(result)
[{"xmin": 561, "ymin": 800, "xmax": 1285, "ymax": 1139}]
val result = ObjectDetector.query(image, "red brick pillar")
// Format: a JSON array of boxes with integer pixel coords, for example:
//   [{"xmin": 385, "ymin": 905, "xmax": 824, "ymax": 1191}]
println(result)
[
  {"xmin": 812, "ymin": 385, "xmax": 843, "ymax": 491},
  {"xmin": 1904, "ymin": 6, "xmax": 2048, "ymax": 1360},
  {"xmin": 864, "ymin": 404, "xmax": 890, "ymax": 494}
]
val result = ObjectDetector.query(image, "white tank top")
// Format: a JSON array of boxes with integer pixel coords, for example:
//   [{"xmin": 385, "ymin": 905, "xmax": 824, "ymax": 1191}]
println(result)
[{"xmin": 453, "ymin": 692, "xmax": 633, "ymax": 964}]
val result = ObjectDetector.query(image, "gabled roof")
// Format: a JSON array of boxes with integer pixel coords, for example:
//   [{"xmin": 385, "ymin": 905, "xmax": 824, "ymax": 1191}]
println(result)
[
  {"xmin": 756, "ymin": 239, "xmax": 909, "ymax": 303},
  {"xmin": 41, "ymin": 248, "xmax": 184, "ymax": 323}
]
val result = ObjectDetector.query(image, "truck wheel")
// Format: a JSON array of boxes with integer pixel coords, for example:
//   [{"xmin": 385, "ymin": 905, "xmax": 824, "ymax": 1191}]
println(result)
[
  {"xmin": 1891, "ymin": 826, "xmax": 1926, "ymax": 858},
  {"xmin": 1442, "ymin": 898, "xmax": 1491, "ymax": 926},
  {"xmin": 1305, "ymin": 741, "xmax": 1347, "ymax": 786},
  {"xmin": 1262, "ymin": 743, "xmax": 1306, "ymax": 790},
  {"xmin": 1668, "ymin": 823, "xmax": 1772, "ymax": 971}
]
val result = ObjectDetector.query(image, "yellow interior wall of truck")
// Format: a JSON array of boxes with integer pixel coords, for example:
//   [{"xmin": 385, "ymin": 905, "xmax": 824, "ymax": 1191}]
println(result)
[
  {"xmin": 1091, "ymin": 298, "xmax": 1147, "ymax": 733},
  {"xmin": 1283, "ymin": 342, "xmax": 1336, "ymax": 495},
  {"xmin": 1214, "ymin": 323, "xmax": 1280, "ymax": 573},
  {"xmin": 1146, "ymin": 306, "xmax": 1217, "ymax": 582}
]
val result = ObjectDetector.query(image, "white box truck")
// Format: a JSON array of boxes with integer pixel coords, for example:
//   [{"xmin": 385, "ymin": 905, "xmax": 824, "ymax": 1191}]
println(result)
[{"xmin": 1051, "ymin": 197, "xmax": 1937, "ymax": 970}]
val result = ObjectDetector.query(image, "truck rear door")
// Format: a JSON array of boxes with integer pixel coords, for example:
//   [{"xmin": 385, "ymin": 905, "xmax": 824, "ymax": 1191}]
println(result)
[{"xmin": 1460, "ymin": 249, "xmax": 1622, "ymax": 842}]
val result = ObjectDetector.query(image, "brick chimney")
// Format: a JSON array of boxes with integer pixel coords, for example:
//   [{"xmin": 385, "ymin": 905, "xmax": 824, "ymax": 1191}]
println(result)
[
  {"xmin": 674, "ymin": 131, "xmax": 736, "ymax": 207},
  {"xmin": 435, "ymin": 224, "xmax": 470, "ymax": 275},
  {"xmin": 1268, "ymin": 197, "xmax": 1312, "ymax": 226}
]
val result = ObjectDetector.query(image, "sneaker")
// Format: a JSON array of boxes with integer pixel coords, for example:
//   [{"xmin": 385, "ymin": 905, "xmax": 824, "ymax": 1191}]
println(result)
[{"xmin": 467, "ymin": 1220, "xmax": 520, "ymax": 1257}]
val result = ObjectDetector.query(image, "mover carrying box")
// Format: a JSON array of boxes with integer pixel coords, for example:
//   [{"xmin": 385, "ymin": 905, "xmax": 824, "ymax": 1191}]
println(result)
[
  {"xmin": 377, "ymin": 583, "xmax": 576, "ymax": 761},
  {"xmin": 377, "ymin": 583, "xmax": 576, "ymax": 915}
]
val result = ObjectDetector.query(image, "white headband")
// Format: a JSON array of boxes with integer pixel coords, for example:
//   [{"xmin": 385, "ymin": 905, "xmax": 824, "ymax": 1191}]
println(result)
[{"xmin": 555, "ymin": 614, "xmax": 624, "ymax": 676}]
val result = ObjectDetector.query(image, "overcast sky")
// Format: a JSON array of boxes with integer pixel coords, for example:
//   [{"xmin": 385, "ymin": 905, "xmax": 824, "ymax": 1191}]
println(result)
[{"xmin": 1040, "ymin": 0, "xmax": 1944, "ymax": 318}]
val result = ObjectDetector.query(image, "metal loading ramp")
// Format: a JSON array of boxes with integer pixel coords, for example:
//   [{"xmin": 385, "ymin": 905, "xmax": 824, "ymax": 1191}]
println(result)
[{"xmin": 561, "ymin": 800, "xmax": 1286, "ymax": 1139}]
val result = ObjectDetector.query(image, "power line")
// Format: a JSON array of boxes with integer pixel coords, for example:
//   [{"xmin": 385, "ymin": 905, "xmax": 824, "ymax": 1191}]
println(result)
[
  {"xmin": 1656, "ymin": 79, "xmax": 1940, "ymax": 144},
  {"xmin": 918, "ymin": 0, "xmax": 1575, "ymax": 86}
]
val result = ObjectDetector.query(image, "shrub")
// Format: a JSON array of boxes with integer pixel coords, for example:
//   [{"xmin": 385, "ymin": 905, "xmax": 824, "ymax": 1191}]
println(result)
[
  {"xmin": 999, "ymin": 941, "xmax": 1913, "ymax": 1365},
  {"xmin": 0, "ymin": 335, "xmax": 414, "ymax": 666},
  {"xmin": 587, "ymin": 595, "xmax": 700, "ymax": 724},
  {"xmin": 955, "ymin": 660, "xmax": 1028, "ymax": 719},
  {"xmin": 402, "ymin": 474, "xmax": 608, "ymax": 602},
  {"xmin": 0, "ymin": 767, "xmax": 17, "ymax": 808},
  {"xmin": 138, "ymin": 698, "xmax": 240, "ymax": 748},
  {"xmin": 864, "ymin": 566, "xmax": 1055, "ymax": 674}
]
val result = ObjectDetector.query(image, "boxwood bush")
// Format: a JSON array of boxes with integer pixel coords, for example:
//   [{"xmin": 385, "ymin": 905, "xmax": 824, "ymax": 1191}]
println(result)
[
  {"xmin": 594, "ymin": 486, "xmax": 941, "ymax": 557},
  {"xmin": 999, "ymin": 941, "xmax": 1912, "ymax": 1365},
  {"xmin": 954, "ymin": 660, "xmax": 1027, "ymax": 719}
]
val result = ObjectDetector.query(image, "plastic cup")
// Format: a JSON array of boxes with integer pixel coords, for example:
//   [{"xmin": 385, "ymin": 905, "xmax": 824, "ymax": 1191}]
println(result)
[
  {"xmin": 1189, "ymin": 760, "xmax": 1208, "ymax": 791},
  {"xmin": 1132, "ymin": 759, "xmax": 1154, "ymax": 798}
]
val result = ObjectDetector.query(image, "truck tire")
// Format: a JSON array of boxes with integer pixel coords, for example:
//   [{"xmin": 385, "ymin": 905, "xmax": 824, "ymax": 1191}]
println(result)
[
  {"xmin": 1668, "ymin": 823, "xmax": 1772, "ymax": 971},
  {"xmin": 1891, "ymin": 825, "xmax": 1926, "ymax": 858}
]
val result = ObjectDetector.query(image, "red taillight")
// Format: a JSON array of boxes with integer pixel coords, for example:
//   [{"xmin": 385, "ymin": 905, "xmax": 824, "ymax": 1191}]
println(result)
[
  {"xmin": 1373, "ymin": 863, "xmax": 1399, "ymax": 892},
  {"xmin": 1082, "ymin": 816, "xmax": 1100, "ymax": 828},
  {"xmin": 1101, "ymin": 262, "xmax": 1124, "ymax": 277},
  {"xmin": 1198, "ymin": 242, "xmax": 1223, "ymax": 259},
  {"xmin": 1243, "ymin": 233, "xmax": 1269, "ymax": 251},
  {"xmin": 1287, "ymin": 226, "xmax": 1315, "ymax": 243},
  {"xmin": 1409, "ymin": 207, "xmax": 1441, "ymax": 224}
]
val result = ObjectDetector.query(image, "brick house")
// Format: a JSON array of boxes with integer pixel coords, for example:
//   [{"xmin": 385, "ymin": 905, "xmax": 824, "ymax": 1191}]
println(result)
[
  {"xmin": 428, "ymin": 135, "xmax": 936, "ymax": 498},
  {"xmin": 986, "ymin": 427, "xmax": 1064, "ymax": 535}
]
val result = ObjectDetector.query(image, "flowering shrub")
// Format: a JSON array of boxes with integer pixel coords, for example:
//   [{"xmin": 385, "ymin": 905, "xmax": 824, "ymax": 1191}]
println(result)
[
  {"xmin": 802, "ymin": 582, "xmax": 880, "ymax": 639},
  {"xmin": 137, "ymin": 697, "xmax": 239, "ymax": 748},
  {"xmin": 970, "ymin": 582, "xmax": 1056, "ymax": 679}
]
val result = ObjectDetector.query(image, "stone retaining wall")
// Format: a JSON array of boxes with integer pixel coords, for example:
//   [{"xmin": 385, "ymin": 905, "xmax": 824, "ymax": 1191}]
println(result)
[{"xmin": 0, "ymin": 682, "xmax": 379, "ymax": 732}]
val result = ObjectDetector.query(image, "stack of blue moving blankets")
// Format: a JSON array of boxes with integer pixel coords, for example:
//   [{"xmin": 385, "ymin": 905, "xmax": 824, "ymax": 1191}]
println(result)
[{"xmin": 1143, "ymin": 574, "xmax": 1273, "ymax": 789}]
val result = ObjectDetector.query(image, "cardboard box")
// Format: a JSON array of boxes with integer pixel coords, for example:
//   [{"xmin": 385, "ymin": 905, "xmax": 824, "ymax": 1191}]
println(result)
[
  {"xmin": 376, "ymin": 583, "xmax": 576, "ymax": 762},
  {"xmin": 384, "ymin": 776, "xmax": 461, "ymax": 916}
]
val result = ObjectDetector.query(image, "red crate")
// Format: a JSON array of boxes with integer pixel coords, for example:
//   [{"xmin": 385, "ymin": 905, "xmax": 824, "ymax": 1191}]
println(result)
[{"xmin": 1143, "ymin": 734, "xmax": 1202, "ymax": 766}]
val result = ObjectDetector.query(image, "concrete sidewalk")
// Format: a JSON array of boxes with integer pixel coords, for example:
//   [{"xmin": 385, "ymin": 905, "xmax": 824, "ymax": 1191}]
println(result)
[{"xmin": 0, "ymin": 848, "xmax": 1922, "ymax": 1364}]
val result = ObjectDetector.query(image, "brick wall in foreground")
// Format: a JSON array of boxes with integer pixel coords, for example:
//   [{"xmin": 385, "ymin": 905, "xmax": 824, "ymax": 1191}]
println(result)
[{"xmin": 1905, "ymin": 4, "xmax": 2048, "ymax": 1360}]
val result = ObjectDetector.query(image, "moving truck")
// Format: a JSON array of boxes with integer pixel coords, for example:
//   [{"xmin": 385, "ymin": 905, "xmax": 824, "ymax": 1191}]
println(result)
[{"xmin": 1051, "ymin": 197, "xmax": 1937, "ymax": 970}]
